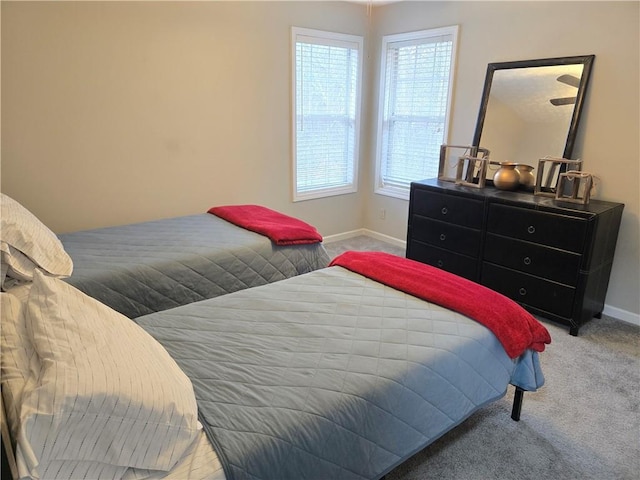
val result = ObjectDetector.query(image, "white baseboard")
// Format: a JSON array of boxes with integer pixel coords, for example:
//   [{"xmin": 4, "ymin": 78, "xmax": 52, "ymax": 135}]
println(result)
[
  {"xmin": 602, "ymin": 304, "xmax": 640, "ymax": 327},
  {"xmin": 323, "ymin": 229, "xmax": 407, "ymax": 250},
  {"xmin": 323, "ymin": 229, "xmax": 638, "ymax": 328},
  {"xmin": 322, "ymin": 229, "xmax": 368, "ymax": 243}
]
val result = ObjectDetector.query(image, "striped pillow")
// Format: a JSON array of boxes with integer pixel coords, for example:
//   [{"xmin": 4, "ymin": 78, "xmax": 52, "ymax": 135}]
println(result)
[
  {"xmin": 19, "ymin": 270, "xmax": 199, "ymax": 473},
  {"xmin": 0, "ymin": 194, "xmax": 73, "ymax": 284}
]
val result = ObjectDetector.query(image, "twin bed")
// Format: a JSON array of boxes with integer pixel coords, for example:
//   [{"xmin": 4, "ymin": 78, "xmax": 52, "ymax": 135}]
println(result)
[
  {"xmin": 58, "ymin": 207, "xmax": 330, "ymax": 319},
  {"xmin": 0, "ymin": 193, "xmax": 550, "ymax": 480}
]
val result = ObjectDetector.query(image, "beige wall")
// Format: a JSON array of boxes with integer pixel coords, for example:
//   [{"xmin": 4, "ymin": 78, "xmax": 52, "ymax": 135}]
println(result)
[
  {"xmin": 2, "ymin": 1, "xmax": 638, "ymax": 318},
  {"xmin": 1, "ymin": 1, "xmax": 368, "ymax": 235},
  {"xmin": 364, "ymin": 1, "xmax": 639, "ymax": 319}
]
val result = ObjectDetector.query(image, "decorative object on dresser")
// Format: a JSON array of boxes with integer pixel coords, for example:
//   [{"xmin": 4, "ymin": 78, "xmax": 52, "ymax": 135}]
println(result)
[
  {"xmin": 514, "ymin": 163, "xmax": 536, "ymax": 187},
  {"xmin": 455, "ymin": 155, "xmax": 489, "ymax": 188},
  {"xmin": 438, "ymin": 144, "xmax": 490, "ymax": 183},
  {"xmin": 534, "ymin": 156, "xmax": 583, "ymax": 197},
  {"xmin": 406, "ymin": 179, "xmax": 624, "ymax": 336},
  {"xmin": 555, "ymin": 170, "xmax": 595, "ymax": 205},
  {"xmin": 492, "ymin": 162, "xmax": 521, "ymax": 191}
]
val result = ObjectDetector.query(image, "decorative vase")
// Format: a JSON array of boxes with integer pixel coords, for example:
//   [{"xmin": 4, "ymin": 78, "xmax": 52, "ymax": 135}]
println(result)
[
  {"xmin": 515, "ymin": 164, "xmax": 536, "ymax": 187},
  {"xmin": 493, "ymin": 162, "xmax": 520, "ymax": 190}
]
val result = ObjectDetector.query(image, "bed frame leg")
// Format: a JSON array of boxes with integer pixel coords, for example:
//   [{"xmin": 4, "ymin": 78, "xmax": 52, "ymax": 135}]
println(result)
[{"xmin": 511, "ymin": 386, "xmax": 524, "ymax": 421}]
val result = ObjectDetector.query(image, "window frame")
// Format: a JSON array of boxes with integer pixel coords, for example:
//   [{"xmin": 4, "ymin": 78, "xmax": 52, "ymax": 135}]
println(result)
[
  {"xmin": 291, "ymin": 27, "xmax": 364, "ymax": 202},
  {"xmin": 374, "ymin": 26, "xmax": 460, "ymax": 200}
]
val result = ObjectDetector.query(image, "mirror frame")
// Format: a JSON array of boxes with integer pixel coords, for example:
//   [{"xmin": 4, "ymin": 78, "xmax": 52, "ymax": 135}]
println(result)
[{"xmin": 472, "ymin": 55, "xmax": 595, "ymax": 166}]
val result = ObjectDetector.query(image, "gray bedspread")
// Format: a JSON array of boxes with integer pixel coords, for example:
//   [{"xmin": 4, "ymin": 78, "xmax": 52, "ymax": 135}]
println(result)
[
  {"xmin": 59, "ymin": 213, "xmax": 330, "ymax": 318},
  {"xmin": 137, "ymin": 266, "xmax": 545, "ymax": 480}
]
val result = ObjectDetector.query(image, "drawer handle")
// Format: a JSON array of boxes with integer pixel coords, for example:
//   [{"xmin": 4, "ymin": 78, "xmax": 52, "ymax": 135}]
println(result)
[
  {"xmin": 527, "ymin": 225, "xmax": 536, "ymax": 234},
  {"xmin": 439, "ymin": 233, "xmax": 447, "ymax": 241},
  {"xmin": 437, "ymin": 260, "xmax": 444, "ymax": 268},
  {"xmin": 518, "ymin": 287, "xmax": 527, "ymax": 297},
  {"xmin": 441, "ymin": 207, "xmax": 448, "ymax": 215},
  {"xmin": 523, "ymin": 256, "xmax": 532, "ymax": 266}
]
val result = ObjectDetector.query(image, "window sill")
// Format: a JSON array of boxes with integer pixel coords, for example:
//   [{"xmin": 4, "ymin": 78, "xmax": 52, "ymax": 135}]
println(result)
[{"xmin": 374, "ymin": 186, "xmax": 410, "ymax": 201}]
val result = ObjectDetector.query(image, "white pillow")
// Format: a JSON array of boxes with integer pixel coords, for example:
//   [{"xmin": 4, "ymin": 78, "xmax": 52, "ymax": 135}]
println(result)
[
  {"xmin": 0, "ymin": 193, "xmax": 73, "ymax": 283},
  {"xmin": 19, "ymin": 269, "xmax": 199, "ymax": 473},
  {"xmin": 1, "ymin": 287, "xmax": 129, "ymax": 480},
  {"xmin": 0, "ymin": 288, "xmax": 40, "ymax": 439},
  {"xmin": 1, "ymin": 241, "xmax": 38, "ymax": 282}
]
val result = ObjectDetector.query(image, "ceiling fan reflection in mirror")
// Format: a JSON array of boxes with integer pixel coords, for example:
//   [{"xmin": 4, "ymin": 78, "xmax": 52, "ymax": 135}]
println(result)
[{"xmin": 550, "ymin": 74, "xmax": 580, "ymax": 106}]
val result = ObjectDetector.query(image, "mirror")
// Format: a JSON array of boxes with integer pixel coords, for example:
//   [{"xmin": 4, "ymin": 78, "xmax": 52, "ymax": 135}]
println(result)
[{"xmin": 472, "ymin": 55, "xmax": 594, "ymax": 190}]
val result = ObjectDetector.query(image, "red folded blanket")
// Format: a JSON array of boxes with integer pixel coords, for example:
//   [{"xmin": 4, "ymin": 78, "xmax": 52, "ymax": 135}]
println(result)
[
  {"xmin": 330, "ymin": 251, "xmax": 551, "ymax": 358},
  {"xmin": 208, "ymin": 205, "xmax": 323, "ymax": 246}
]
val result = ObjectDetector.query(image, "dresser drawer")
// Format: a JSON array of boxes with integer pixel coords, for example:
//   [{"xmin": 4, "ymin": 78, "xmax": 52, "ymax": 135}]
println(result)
[
  {"xmin": 411, "ymin": 216, "xmax": 482, "ymax": 258},
  {"xmin": 481, "ymin": 263, "xmax": 575, "ymax": 318},
  {"xmin": 408, "ymin": 240, "xmax": 477, "ymax": 280},
  {"xmin": 484, "ymin": 233, "xmax": 581, "ymax": 286},
  {"xmin": 412, "ymin": 189, "xmax": 483, "ymax": 228},
  {"xmin": 487, "ymin": 204, "xmax": 587, "ymax": 252}
]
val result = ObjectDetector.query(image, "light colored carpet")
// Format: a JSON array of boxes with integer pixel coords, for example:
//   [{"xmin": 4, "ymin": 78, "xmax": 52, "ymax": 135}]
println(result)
[
  {"xmin": 323, "ymin": 235, "xmax": 405, "ymax": 259},
  {"xmin": 323, "ymin": 235, "xmax": 640, "ymax": 480}
]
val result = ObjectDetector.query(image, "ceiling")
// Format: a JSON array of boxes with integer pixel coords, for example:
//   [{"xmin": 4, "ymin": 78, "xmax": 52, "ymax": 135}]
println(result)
[{"xmin": 489, "ymin": 64, "xmax": 585, "ymax": 123}]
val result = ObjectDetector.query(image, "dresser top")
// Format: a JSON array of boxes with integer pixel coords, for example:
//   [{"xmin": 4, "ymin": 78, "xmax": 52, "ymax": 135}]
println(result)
[{"xmin": 412, "ymin": 178, "xmax": 624, "ymax": 217}]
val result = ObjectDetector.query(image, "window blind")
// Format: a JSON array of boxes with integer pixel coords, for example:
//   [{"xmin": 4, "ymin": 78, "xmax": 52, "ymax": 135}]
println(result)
[
  {"xmin": 292, "ymin": 29, "xmax": 362, "ymax": 200},
  {"xmin": 377, "ymin": 29, "xmax": 457, "ymax": 195}
]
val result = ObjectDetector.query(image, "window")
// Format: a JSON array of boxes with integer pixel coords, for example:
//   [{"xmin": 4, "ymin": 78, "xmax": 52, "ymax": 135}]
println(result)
[
  {"xmin": 291, "ymin": 27, "xmax": 363, "ymax": 201},
  {"xmin": 375, "ymin": 26, "xmax": 459, "ymax": 199}
]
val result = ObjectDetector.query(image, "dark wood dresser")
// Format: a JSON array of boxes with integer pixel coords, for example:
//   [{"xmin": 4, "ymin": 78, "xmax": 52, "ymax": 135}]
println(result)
[{"xmin": 406, "ymin": 178, "xmax": 624, "ymax": 335}]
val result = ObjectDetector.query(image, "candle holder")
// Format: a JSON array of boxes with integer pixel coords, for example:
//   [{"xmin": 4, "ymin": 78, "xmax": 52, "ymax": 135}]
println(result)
[
  {"xmin": 534, "ymin": 157, "xmax": 583, "ymax": 197},
  {"xmin": 555, "ymin": 171, "xmax": 593, "ymax": 205},
  {"xmin": 455, "ymin": 156, "xmax": 488, "ymax": 189},
  {"xmin": 438, "ymin": 144, "xmax": 490, "ymax": 183}
]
